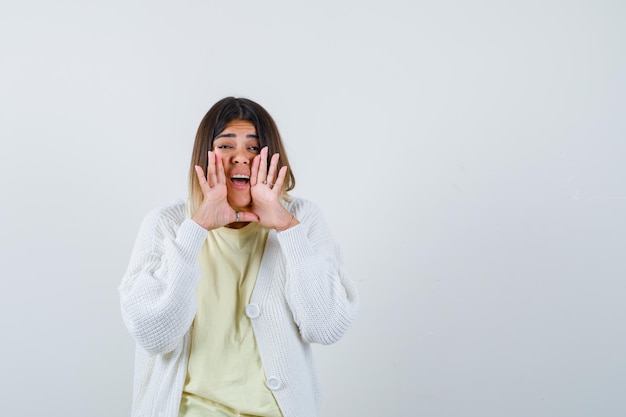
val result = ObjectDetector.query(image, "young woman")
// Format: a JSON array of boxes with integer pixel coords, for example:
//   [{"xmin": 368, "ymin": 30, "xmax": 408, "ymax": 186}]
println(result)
[{"xmin": 119, "ymin": 97, "xmax": 359, "ymax": 417}]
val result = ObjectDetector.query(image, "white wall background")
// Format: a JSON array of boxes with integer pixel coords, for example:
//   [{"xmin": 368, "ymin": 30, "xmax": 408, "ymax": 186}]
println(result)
[{"xmin": 1, "ymin": 1, "xmax": 624, "ymax": 416}]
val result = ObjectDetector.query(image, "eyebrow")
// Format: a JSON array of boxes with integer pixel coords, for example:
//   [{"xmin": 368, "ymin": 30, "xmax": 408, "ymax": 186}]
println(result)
[{"xmin": 215, "ymin": 133, "xmax": 259, "ymax": 139}]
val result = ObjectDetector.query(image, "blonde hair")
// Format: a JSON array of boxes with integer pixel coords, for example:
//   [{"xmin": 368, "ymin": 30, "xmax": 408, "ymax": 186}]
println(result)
[{"xmin": 188, "ymin": 97, "xmax": 295, "ymax": 215}]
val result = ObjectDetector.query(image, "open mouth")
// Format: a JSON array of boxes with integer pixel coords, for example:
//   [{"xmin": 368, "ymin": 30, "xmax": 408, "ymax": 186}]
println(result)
[{"xmin": 230, "ymin": 174, "xmax": 250, "ymax": 187}]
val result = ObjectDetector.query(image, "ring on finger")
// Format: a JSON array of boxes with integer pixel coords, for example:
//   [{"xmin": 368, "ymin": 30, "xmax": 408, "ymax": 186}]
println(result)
[
  {"xmin": 235, "ymin": 211, "xmax": 240, "ymax": 222},
  {"xmin": 263, "ymin": 180, "xmax": 268, "ymax": 185}
]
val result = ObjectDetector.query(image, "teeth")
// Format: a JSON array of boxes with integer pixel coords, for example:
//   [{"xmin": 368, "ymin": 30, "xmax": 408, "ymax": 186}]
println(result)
[{"xmin": 231, "ymin": 174, "xmax": 250, "ymax": 180}]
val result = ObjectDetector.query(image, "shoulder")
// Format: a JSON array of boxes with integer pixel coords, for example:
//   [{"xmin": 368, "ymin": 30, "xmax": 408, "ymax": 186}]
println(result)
[
  {"xmin": 144, "ymin": 199, "xmax": 187, "ymax": 223},
  {"xmin": 283, "ymin": 197, "xmax": 328, "ymax": 225},
  {"xmin": 284, "ymin": 197, "xmax": 319, "ymax": 216},
  {"xmin": 140, "ymin": 199, "xmax": 188, "ymax": 236}
]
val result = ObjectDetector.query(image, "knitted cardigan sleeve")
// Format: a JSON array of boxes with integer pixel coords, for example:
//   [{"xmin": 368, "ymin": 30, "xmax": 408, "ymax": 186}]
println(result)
[
  {"xmin": 119, "ymin": 201, "xmax": 207, "ymax": 355},
  {"xmin": 278, "ymin": 199, "xmax": 359, "ymax": 345}
]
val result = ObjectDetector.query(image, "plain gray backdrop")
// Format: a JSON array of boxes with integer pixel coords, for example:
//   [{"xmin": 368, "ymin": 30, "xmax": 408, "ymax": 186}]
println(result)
[{"xmin": 1, "ymin": 1, "xmax": 624, "ymax": 416}]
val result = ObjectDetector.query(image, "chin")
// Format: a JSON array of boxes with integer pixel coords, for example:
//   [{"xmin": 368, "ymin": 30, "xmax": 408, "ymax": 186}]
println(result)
[{"xmin": 228, "ymin": 196, "xmax": 252, "ymax": 211}]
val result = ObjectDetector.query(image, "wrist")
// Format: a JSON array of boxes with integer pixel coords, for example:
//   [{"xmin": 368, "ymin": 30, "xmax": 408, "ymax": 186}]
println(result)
[{"xmin": 276, "ymin": 214, "xmax": 298, "ymax": 232}]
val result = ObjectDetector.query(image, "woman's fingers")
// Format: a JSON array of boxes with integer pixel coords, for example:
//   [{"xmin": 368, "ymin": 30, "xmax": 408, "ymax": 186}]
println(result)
[
  {"xmin": 233, "ymin": 210, "xmax": 259, "ymax": 223},
  {"xmin": 251, "ymin": 147, "xmax": 282, "ymax": 190},
  {"xmin": 257, "ymin": 147, "xmax": 268, "ymax": 182},
  {"xmin": 250, "ymin": 153, "xmax": 260, "ymax": 186},
  {"xmin": 195, "ymin": 165, "xmax": 210, "ymax": 194},
  {"xmin": 203, "ymin": 151, "xmax": 227, "ymax": 189},
  {"xmin": 266, "ymin": 152, "xmax": 280, "ymax": 186},
  {"xmin": 273, "ymin": 165, "xmax": 288, "ymax": 191},
  {"xmin": 215, "ymin": 151, "xmax": 226, "ymax": 184},
  {"xmin": 207, "ymin": 151, "xmax": 218, "ymax": 187}
]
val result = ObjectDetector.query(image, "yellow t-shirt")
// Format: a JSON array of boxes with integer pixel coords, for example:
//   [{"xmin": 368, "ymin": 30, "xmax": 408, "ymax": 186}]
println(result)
[{"xmin": 179, "ymin": 222, "xmax": 283, "ymax": 417}]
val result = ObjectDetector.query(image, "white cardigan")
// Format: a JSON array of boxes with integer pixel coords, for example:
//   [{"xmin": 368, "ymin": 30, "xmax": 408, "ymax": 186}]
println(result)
[{"xmin": 119, "ymin": 198, "xmax": 359, "ymax": 417}]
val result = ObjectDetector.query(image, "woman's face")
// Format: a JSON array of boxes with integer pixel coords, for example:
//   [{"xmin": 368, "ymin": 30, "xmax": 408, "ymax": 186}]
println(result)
[{"xmin": 212, "ymin": 119, "xmax": 261, "ymax": 211}]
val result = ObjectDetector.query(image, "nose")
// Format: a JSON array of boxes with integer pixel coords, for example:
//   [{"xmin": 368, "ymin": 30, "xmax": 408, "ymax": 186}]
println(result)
[{"xmin": 232, "ymin": 146, "xmax": 251, "ymax": 165}]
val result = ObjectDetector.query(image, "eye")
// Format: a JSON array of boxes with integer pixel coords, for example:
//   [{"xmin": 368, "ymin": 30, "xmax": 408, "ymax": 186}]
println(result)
[
  {"xmin": 216, "ymin": 144, "xmax": 233, "ymax": 150},
  {"xmin": 248, "ymin": 146, "xmax": 261, "ymax": 153}
]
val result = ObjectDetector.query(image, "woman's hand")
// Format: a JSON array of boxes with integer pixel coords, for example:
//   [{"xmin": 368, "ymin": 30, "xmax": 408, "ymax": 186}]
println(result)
[
  {"xmin": 192, "ymin": 151, "xmax": 258, "ymax": 230},
  {"xmin": 250, "ymin": 147, "xmax": 299, "ymax": 231}
]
